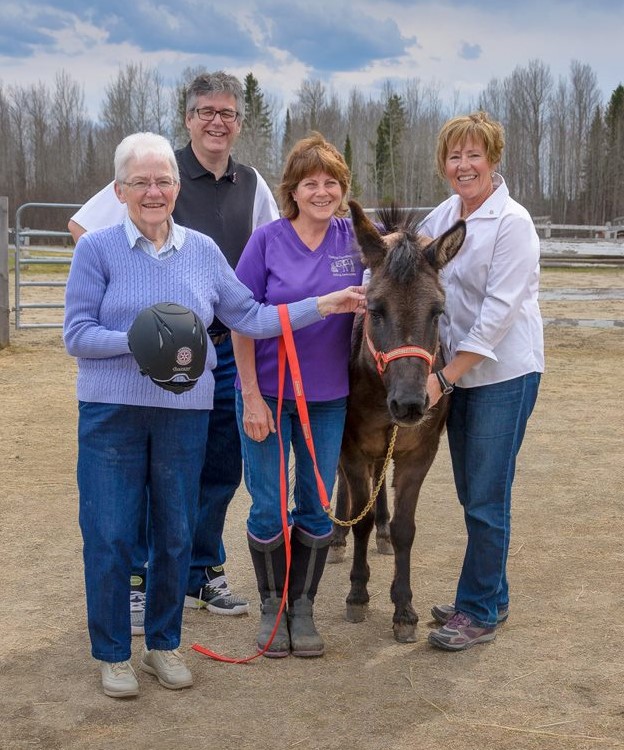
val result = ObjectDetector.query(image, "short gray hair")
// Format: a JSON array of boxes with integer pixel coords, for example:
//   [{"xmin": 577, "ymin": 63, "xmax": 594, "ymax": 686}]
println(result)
[
  {"xmin": 185, "ymin": 71, "xmax": 245, "ymax": 121},
  {"xmin": 114, "ymin": 132, "xmax": 179, "ymax": 183}
]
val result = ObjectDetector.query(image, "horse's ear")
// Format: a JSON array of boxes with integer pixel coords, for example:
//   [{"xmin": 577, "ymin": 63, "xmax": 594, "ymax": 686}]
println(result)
[
  {"xmin": 349, "ymin": 199, "xmax": 387, "ymax": 270},
  {"xmin": 424, "ymin": 220, "xmax": 466, "ymax": 271}
]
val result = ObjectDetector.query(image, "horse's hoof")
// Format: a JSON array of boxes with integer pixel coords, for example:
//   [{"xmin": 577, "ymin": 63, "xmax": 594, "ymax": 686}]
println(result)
[
  {"xmin": 375, "ymin": 537, "xmax": 394, "ymax": 556},
  {"xmin": 327, "ymin": 545, "xmax": 346, "ymax": 564},
  {"xmin": 345, "ymin": 603, "xmax": 368, "ymax": 623},
  {"xmin": 393, "ymin": 623, "xmax": 417, "ymax": 643}
]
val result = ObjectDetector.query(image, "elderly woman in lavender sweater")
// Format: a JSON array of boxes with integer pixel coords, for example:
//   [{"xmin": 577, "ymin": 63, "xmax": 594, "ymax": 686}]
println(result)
[{"xmin": 63, "ymin": 132, "xmax": 364, "ymax": 700}]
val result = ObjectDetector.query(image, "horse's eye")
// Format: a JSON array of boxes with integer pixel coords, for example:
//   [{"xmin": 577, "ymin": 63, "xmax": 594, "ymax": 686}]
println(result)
[{"xmin": 368, "ymin": 309, "xmax": 383, "ymax": 322}]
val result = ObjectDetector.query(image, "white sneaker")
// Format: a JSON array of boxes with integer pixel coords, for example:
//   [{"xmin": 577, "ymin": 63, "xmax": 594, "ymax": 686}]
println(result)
[
  {"xmin": 139, "ymin": 647, "xmax": 193, "ymax": 690},
  {"xmin": 100, "ymin": 660, "xmax": 139, "ymax": 698}
]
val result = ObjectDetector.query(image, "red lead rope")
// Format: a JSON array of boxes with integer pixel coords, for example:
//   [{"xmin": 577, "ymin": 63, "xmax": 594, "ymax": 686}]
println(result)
[
  {"xmin": 276, "ymin": 304, "xmax": 331, "ymax": 510},
  {"xmin": 192, "ymin": 304, "xmax": 329, "ymax": 662}
]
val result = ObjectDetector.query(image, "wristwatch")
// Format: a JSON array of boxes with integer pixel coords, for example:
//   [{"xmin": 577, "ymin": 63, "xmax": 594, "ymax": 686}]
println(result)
[{"xmin": 435, "ymin": 369, "xmax": 454, "ymax": 395}]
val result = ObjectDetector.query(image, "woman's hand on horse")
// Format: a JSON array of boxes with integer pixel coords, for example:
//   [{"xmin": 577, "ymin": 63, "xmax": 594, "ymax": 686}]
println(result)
[
  {"xmin": 242, "ymin": 390, "xmax": 275, "ymax": 441},
  {"xmin": 317, "ymin": 285, "xmax": 366, "ymax": 318},
  {"xmin": 426, "ymin": 372, "xmax": 443, "ymax": 409}
]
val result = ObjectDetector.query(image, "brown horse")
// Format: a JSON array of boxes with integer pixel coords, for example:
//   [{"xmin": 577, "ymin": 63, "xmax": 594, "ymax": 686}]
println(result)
[{"xmin": 333, "ymin": 200, "xmax": 465, "ymax": 643}]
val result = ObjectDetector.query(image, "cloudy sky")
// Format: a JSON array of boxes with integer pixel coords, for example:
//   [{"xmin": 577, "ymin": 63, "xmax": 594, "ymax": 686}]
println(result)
[{"xmin": 1, "ymin": 0, "xmax": 622, "ymax": 118}]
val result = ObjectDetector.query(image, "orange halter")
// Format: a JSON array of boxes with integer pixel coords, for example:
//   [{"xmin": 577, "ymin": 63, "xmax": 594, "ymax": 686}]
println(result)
[{"xmin": 364, "ymin": 313, "xmax": 434, "ymax": 376}]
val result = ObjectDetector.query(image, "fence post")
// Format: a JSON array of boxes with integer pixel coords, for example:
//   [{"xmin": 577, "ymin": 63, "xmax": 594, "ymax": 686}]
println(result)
[{"xmin": 0, "ymin": 197, "xmax": 9, "ymax": 349}]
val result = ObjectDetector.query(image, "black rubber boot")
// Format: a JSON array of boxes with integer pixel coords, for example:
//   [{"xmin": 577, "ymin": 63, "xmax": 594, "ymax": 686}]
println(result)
[
  {"xmin": 287, "ymin": 527, "xmax": 331, "ymax": 657},
  {"xmin": 247, "ymin": 533, "xmax": 290, "ymax": 658}
]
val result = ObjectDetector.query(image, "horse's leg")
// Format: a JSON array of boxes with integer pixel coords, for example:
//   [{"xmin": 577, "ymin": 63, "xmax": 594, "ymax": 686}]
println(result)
[
  {"xmin": 374, "ymin": 464, "xmax": 392, "ymax": 556},
  {"xmin": 328, "ymin": 466, "xmax": 349, "ymax": 564},
  {"xmin": 341, "ymin": 451, "xmax": 374, "ymax": 623},
  {"xmin": 389, "ymin": 448, "xmax": 439, "ymax": 643}
]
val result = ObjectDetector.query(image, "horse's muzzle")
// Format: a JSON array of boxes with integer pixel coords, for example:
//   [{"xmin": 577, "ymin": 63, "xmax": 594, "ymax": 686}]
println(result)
[{"xmin": 388, "ymin": 395, "xmax": 427, "ymax": 426}]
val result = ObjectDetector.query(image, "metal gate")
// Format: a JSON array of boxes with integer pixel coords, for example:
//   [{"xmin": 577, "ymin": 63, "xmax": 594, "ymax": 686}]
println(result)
[{"xmin": 14, "ymin": 202, "xmax": 81, "ymax": 329}]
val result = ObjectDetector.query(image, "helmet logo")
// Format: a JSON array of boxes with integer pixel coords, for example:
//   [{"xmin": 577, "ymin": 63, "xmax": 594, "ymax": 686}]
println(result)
[{"xmin": 176, "ymin": 347, "xmax": 193, "ymax": 366}]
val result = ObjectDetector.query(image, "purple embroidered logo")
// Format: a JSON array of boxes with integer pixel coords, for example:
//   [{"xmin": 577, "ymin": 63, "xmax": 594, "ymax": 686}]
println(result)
[{"xmin": 176, "ymin": 347, "xmax": 193, "ymax": 367}]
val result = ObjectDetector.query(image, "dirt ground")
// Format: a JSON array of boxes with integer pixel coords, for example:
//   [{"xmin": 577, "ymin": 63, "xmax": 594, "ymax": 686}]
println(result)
[{"xmin": 1, "ymin": 267, "xmax": 623, "ymax": 750}]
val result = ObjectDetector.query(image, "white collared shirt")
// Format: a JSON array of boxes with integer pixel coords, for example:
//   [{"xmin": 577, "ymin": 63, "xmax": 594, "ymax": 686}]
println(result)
[
  {"xmin": 419, "ymin": 173, "xmax": 544, "ymax": 388},
  {"xmin": 123, "ymin": 215, "xmax": 186, "ymax": 260}
]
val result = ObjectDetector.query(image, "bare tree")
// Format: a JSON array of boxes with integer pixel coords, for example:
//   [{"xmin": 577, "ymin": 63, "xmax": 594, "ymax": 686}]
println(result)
[
  {"xmin": 50, "ymin": 71, "xmax": 88, "ymax": 201},
  {"xmin": 505, "ymin": 60, "xmax": 553, "ymax": 212}
]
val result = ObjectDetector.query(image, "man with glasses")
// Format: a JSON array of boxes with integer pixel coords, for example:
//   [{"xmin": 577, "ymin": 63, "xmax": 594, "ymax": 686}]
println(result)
[{"xmin": 68, "ymin": 71, "xmax": 279, "ymax": 635}]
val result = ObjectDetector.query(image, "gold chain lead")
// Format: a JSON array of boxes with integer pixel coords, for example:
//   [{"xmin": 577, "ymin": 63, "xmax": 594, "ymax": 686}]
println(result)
[{"xmin": 325, "ymin": 424, "xmax": 399, "ymax": 528}]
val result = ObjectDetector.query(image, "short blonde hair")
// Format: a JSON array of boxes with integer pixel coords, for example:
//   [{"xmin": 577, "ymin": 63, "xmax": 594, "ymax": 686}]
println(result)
[
  {"xmin": 435, "ymin": 111, "xmax": 505, "ymax": 179},
  {"xmin": 278, "ymin": 132, "xmax": 351, "ymax": 220}
]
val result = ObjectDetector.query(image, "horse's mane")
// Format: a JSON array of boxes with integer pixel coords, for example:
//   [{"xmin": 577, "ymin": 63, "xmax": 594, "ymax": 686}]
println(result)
[
  {"xmin": 376, "ymin": 205, "xmax": 422, "ymax": 235},
  {"xmin": 376, "ymin": 205, "xmax": 427, "ymax": 284}
]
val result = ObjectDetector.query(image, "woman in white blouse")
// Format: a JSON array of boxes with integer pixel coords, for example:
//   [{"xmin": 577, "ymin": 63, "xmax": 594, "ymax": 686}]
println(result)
[{"xmin": 421, "ymin": 111, "xmax": 544, "ymax": 652}]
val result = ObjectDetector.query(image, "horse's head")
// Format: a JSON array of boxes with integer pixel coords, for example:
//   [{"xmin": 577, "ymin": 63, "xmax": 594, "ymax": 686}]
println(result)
[{"xmin": 349, "ymin": 199, "xmax": 466, "ymax": 427}]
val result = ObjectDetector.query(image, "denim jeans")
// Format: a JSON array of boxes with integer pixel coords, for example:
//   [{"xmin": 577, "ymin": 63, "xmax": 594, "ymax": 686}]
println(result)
[
  {"xmin": 236, "ymin": 392, "xmax": 346, "ymax": 541},
  {"xmin": 77, "ymin": 402, "xmax": 209, "ymax": 662},
  {"xmin": 132, "ymin": 337, "xmax": 242, "ymax": 595},
  {"xmin": 186, "ymin": 336, "xmax": 243, "ymax": 593},
  {"xmin": 447, "ymin": 372, "xmax": 540, "ymax": 627}
]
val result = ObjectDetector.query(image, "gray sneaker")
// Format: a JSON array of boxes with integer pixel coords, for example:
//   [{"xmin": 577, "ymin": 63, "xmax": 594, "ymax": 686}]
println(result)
[
  {"xmin": 428, "ymin": 611, "xmax": 497, "ymax": 651},
  {"xmin": 430, "ymin": 603, "xmax": 509, "ymax": 626},
  {"xmin": 130, "ymin": 573, "xmax": 146, "ymax": 636},
  {"xmin": 100, "ymin": 660, "xmax": 139, "ymax": 698},
  {"xmin": 184, "ymin": 566, "xmax": 249, "ymax": 615},
  {"xmin": 140, "ymin": 647, "xmax": 193, "ymax": 690}
]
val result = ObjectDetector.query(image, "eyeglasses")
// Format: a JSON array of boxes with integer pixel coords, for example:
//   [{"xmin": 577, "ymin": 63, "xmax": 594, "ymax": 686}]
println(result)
[
  {"xmin": 121, "ymin": 178, "xmax": 178, "ymax": 192},
  {"xmin": 193, "ymin": 107, "xmax": 240, "ymax": 123}
]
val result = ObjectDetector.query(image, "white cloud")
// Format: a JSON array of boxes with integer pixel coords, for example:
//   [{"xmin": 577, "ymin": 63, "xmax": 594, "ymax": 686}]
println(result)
[{"xmin": 0, "ymin": 0, "xmax": 621, "ymax": 121}]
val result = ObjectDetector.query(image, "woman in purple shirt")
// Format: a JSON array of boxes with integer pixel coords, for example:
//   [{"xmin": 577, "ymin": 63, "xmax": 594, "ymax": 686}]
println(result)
[{"xmin": 233, "ymin": 133, "xmax": 363, "ymax": 659}]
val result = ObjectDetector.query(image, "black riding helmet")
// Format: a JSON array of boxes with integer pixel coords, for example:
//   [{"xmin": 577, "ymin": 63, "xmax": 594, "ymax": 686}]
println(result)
[{"xmin": 128, "ymin": 303, "xmax": 207, "ymax": 394}]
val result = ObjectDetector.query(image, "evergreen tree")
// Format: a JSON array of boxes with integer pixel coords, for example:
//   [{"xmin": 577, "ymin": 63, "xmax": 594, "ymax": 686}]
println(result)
[
  {"xmin": 374, "ymin": 93, "xmax": 407, "ymax": 204},
  {"xmin": 344, "ymin": 133, "xmax": 362, "ymax": 198},
  {"xmin": 171, "ymin": 66, "xmax": 207, "ymax": 148},
  {"xmin": 581, "ymin": 106, "xmax": 607, "ymax": 223},
  {"xmin": 236, "ymin": 73, "xmax": 273, "ymax": 175},
  {"xmin": 80, "ymin": 128, "xmax": 99, "ymax": 198},
  {"xmin": 282, "ymin": 108, "xmax": 294, "ymax": 161},
  {"xmin": 604, "ymin": 84, "xmax": 624, "ymax": 220}
]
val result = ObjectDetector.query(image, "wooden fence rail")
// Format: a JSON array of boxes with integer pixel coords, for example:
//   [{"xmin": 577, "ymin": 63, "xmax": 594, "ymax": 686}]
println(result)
[{"xmin": 533, "ymin": 221, "xmax": 624, "ymax": 240}]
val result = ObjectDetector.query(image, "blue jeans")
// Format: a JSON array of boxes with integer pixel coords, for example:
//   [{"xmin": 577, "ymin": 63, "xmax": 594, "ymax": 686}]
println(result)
[
  {"xmin": 77, "ymin": 402, "xmax": 209, "ymax": 661},
  {"xmin": 133, "ymin": 337, "xmax": 243, "ymax": 595},
  {"xmin": 447, "ymin": 372, "xmax": 540, "ymax": 628},
  {"xmin": 236, "ymin": 392, "xmax": 345, "ymax": 540},
  {"xmin": 187, "ymin": 336, "xmax": 243, "ymax": 592}
]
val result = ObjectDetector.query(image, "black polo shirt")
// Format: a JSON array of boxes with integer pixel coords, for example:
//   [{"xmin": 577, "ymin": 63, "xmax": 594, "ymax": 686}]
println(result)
[
  {"xmin": 173, "ymin": 142, "xmax": 258, "ymax": 269},
  {"xmin": 172, "ymin": 142, "xmax": 260, "ymax": 334}
]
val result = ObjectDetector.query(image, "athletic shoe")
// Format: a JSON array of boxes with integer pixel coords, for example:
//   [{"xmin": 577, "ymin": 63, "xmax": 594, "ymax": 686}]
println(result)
[
  {"xmin": 428, "ymin": 611, "xmax": 497, "ymax": 651},
  {"xmin": 140, "ymin": 647, "xmax": 193, "ymax": 690},
  {"xmin": 430, "ymin": 603, "xmax": 509, "ymax": 626},
  {"xmin": 184, "ymin": 565, "xmax": 249, "ymax": 615},
  {"xmin": 100, "ymin": 660, "xmax": 139, "ymax": 698},
  {"xmin": 130, "ymin": 572, "xmax": 146, "ymax": 636}
]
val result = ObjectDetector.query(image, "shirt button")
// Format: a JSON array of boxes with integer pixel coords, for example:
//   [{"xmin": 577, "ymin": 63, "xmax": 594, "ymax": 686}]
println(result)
[{"xmin": 489, "ymin": 210, "xmax": 494, "ymax": 214}]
